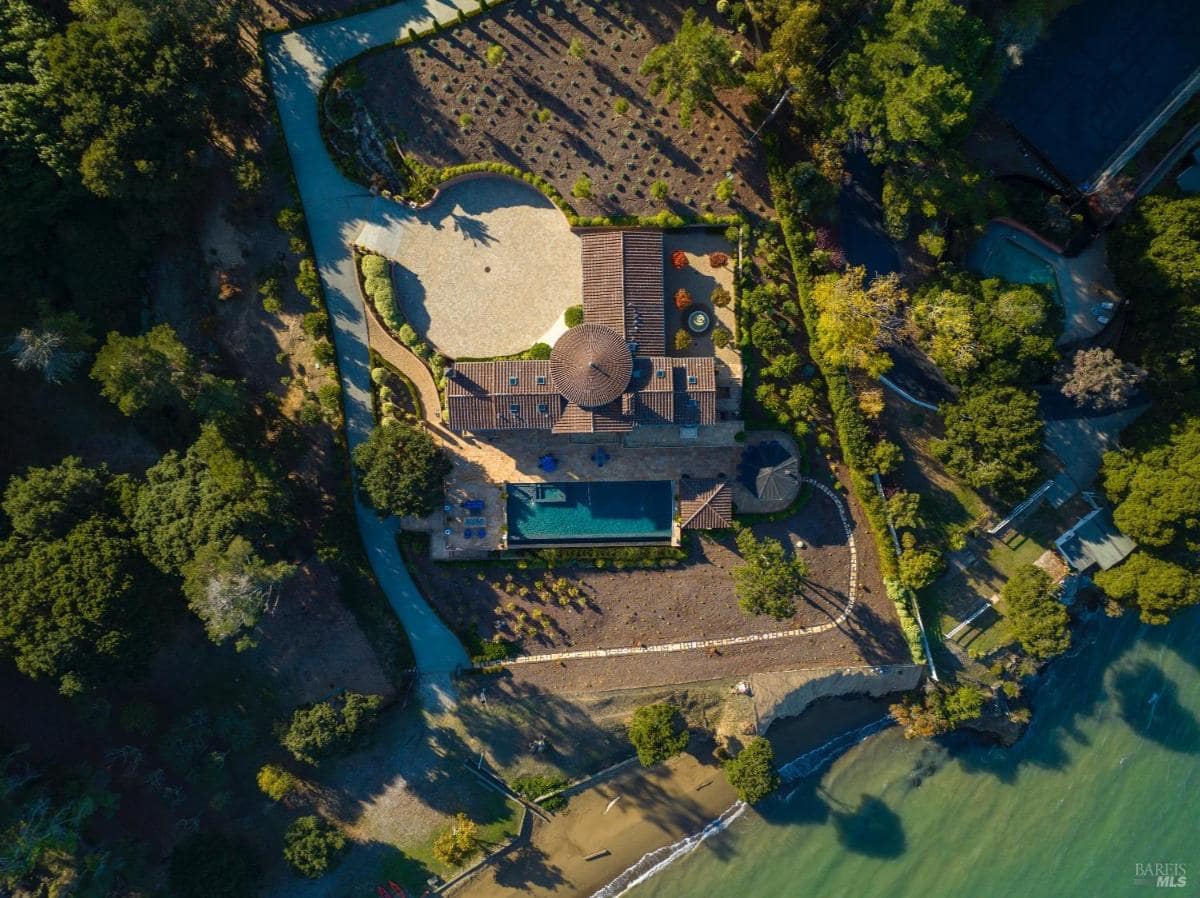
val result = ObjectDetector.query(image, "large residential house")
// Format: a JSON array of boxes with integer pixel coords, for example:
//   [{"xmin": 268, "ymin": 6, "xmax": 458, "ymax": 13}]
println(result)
[{"xmin": 447, "ymin": 231, "xmax": 718, "ymax": 436}]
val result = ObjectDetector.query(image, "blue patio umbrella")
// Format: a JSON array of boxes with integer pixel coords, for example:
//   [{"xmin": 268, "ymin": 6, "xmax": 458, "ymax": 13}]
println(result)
[{"xmin": 538, "ymin": 453, "xmax": 558, "ymax": 473}]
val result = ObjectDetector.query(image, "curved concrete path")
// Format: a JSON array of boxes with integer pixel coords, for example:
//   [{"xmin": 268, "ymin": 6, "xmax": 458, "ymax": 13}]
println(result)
[{"xmin": 264, "ymin": 0, "xmax": 481, "ymax": 690}]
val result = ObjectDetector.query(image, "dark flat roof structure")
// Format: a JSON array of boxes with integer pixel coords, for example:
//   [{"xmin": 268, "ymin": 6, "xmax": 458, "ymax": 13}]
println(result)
[
  {"xmin": 992, "ymin": 0, "xmax": 1200, "ymax": 190},
  {"xmin": 1055, "ymin": 508, "xmax": 1136, "ymax": 573}
]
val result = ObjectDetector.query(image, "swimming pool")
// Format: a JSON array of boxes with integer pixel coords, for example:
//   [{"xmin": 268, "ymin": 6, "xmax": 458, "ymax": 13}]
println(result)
[
  {"xmin": 967, "ymin": 232, "xmax": 1059, "ymax": 297},
  {"xmin": 506, "ymin": 480, "xmax": 675, "ymax": 544}
]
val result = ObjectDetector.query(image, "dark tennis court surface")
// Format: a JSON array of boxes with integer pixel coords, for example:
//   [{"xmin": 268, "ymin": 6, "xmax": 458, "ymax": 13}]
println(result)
[{"xmin": 993, "ymin": 0, "xmax": 1200, "ymax": 189}]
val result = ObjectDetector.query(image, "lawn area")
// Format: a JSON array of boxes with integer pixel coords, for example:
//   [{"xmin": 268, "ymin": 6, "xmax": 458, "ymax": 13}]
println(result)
[
  {"xmin": 382, "ymin": 791, "xmax": 523, "ymax": 886},
  {"xmin": 931, "ymin": 500, "xmax": 1083, "ymax": 658},
  {"xmin": 338, "ymin": 0, "xmax": 771, "ymax": 218}
]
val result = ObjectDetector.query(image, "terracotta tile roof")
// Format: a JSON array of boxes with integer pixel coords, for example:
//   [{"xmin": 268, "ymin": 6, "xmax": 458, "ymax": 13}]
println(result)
[
  {"xmin": 581, "ymin": 231, "xmax": 665, "ymax": 355},
  {"xmin": 548, "ymin": 323, "xmax": 633, "ymax": 408},
  {"xmin": 680, "ymin": 479, "xmax": 733, "ymax": 530},
  {"xmin": 551, "ymin": 402, "xmax": 595, "ymax": 434},
  {"xmin": 448, "ymin": 361, "xmax": 560, "ymax": 431}
]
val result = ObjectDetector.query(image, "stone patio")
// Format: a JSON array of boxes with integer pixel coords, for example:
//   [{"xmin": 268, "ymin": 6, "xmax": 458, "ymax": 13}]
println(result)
[
  {"xmin": 356, "ymin": 174, "xmax": 581, "ymax": 358},
  {"xmin": 414, "ymin": 428, "xmax": 803, "ymax": 558}
]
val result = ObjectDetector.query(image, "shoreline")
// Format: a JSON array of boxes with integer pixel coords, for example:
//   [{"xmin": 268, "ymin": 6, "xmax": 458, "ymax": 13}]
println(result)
[{"xmin": 449, "ymin": 691, "xmax": 905, "ymax": 898}]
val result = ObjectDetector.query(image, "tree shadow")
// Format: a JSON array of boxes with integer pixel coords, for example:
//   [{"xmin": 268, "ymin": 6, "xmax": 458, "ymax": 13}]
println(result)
[
  {"xmin": 448, "ymin": 211, "xmax": 495, "ymax": 246},
  {"xmin": 829, "ymin": 793, "xmax": 907, "ymax": 858},
  {"xmin": 1112, "ymin": 660, "xmax": 1200, "ymax": 754},
  {"xmin": 491, "ymin": 842, "xmax": 567, "ymax": 891}
]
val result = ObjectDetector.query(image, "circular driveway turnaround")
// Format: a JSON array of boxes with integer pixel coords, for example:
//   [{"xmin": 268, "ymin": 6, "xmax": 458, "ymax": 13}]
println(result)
[{"xmin": 391, "ymin": 176, "xmax": 580, "ymax": 358}]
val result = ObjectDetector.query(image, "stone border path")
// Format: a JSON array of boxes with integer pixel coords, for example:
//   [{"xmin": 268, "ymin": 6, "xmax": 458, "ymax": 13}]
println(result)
[{"xmin": 480, "ymin": 477, "xmax": 858, "ymax": 669}]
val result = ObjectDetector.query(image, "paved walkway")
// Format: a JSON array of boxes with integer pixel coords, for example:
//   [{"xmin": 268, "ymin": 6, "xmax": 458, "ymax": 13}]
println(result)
[
  {"xmin": 481, "ymin": 477, "xmax": 859, "ymax": 669},
  {"xmin": 361, "ymin": 284, "xmax": 444, "ymax": 421},
  {"xmin": 264, "ymin": 0, "xmax": 482, "ymax": 690}
]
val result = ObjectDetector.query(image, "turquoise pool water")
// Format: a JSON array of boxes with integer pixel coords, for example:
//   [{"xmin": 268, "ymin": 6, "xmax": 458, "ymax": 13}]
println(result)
[
  {"xmin": 967, "ymin": 231, "xmax": 1060, "ymax": 299},
  {"xmin": 506, "ymin": 480, "xmax": 674, "ymax": 544}
]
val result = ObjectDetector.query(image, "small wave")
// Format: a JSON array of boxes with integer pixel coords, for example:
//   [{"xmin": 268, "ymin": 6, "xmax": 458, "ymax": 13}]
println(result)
[
  {"xmin": 588, "ymin": 801, "xmax": 747, "ymax": 898},
  {"xmin": 779, "ymin": 716, "xmax": 894, "ymax": 784}
]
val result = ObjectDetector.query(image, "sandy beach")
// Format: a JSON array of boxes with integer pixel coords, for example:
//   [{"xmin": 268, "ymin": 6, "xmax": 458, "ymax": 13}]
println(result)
[{"xmin": 451, "ymin": 691, "xmax": 903, "ymax": 898}]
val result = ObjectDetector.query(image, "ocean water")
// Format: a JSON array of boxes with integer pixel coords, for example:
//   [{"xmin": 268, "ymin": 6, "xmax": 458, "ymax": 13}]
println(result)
[{"xmin": 627, "ymin": 607, "xmax": 1200, "ymax": 898}]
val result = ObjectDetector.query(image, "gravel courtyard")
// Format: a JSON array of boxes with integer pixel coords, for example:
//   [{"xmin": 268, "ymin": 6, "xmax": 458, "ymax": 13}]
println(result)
[{"xmin": 360, "ymin": 175, "xmax": 581, "ymax": 358}]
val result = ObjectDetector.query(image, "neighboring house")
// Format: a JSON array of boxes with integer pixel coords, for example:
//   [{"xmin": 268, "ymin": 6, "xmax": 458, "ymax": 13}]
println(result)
[
  {"xmin": 447, "ymin": 231, "xmax": 718, "ymax": 436},
  {"xmin": 1054, "ymin": 507, "xmax": 1137, "ymax": 573},
  {"xmin": 991, "ymin": 0, "xmax": 1200, "ymax": 194}
]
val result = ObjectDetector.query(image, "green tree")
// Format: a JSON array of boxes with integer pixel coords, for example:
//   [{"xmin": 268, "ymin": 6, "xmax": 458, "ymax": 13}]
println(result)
[
  {"xmin": 891, "ymin": 684, "xmax": 986, "ymax": 738},
  {"xmin": 886, "ymin": 490, "xmax": 922, "ymax": 530},
  {"xmin": 933, "ymin": 386, "xmax": 1043, "ymax": 496},
  {"xmin": 898, "ymin": 546, "xmax": 942, "ymax": 590},
  {"xmin": 811, "ymin": 267, "xmax": 906, "ymax": 378},
  {"xmin": 732, "ymin": 526, "xmax": 808, "ymax": 619},
  {"xmin": 182, "ymin": 537, "xmax": 294, "ymax": 646},
  {"xmin": 432, "ymin": 812, "xmax": 479, "ymax": 866},
  {"xmin": 168, "ymin": 832, "xmax": 262, "ymax": 898},
  {"xmin": 133, "ymin": 424, "xmax": 282, "ymax": 575},
  {"xmin": 1101, "ymin": 417, "xmax": 1200, "ymax": 550},
  {"xmin": 0, "ymin": 515, "xmax": 159, "ymax": 694},
  {"xmin": 2, "ymin": 456, "xmax": 110, "ymax": 538},
  {"xmin": 833, "ymin": 0, "xmax": 989, "ymax": 164},
  {"xmin": 90, "ymin": 324, "xmax": 197, "ymax": 416},
  {"xmin": 1094, "ymin": 552, "xmax": 1200, "ymax": 626},
  {"xmin": 627, "ymin": 703, "xmax": 689, "ymax": 767},
  {"xmin": 1108, "ymin": 195, "xmax": 1200, "ymax": 399},
  {"xmin": 281, "ymin": 693, "xmax": 384, "ymax": 765},
  {"xmin": 723, "ymin": 736, "xmax": 779, "ymax": 803},
  {"xmin": 571, "ymin": 174, "xmax": 592, "ymax": 199},
  {"xmin": 1001, "ymin": 565, "xmax": 1069, "ymax": 658},
  {"xmin": 745, "ymin": 1, "xmax": 827, "ymax": 125},
  {"xmin": 283, "ymin": 815, "xmax": 346, "ymax": 878},
  {"xmin": 352, "ymin": 423, "xmax": 452, "ymax": 519},
  {"xmin": 40, "ymin": 0, "xmax": 243, "ymax": 208},
  {"xmin": 640, "ymin": 10, "xmax": 741, "ymax": 128},
  {"xmin": 909, "ymin": 274, "xmax": 1059, "ymax": 387}
]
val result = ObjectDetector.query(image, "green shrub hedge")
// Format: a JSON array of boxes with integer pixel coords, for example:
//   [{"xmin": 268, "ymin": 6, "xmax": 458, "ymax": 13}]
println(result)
[{"xmin": 767, "ymin": 147, "xmax": 905, "ymax": 592}]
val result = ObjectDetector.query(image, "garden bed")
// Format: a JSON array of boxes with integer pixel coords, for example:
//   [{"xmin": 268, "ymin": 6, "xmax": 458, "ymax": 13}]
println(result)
[{"xmin": 342, "ymin": 0, "xmax": 771, "ymax": 219}]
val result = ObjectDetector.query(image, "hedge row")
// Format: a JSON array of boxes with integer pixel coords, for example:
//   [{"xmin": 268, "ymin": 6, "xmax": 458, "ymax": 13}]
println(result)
[
  {"xmin": 886, "ymin": 580, "xmax": 927, "ymax": 664},
  {"xmin": 766, "ymin": 147, "xmax": 908, "ymax": 611}
]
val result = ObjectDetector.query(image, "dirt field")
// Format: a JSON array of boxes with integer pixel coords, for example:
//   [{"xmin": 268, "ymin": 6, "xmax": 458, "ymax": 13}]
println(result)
[
  {"xmin": 352, "ymin": 0, "xmax": 772, "ymax": 218},
  {"xmin": 406, "ymin": 459, "xmax": 907, "ymax": 692}
]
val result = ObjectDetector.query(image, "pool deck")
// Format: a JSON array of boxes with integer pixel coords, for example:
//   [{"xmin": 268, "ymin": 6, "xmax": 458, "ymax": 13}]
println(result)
[
  {"xmin": 969, "ymin": 219, "xmax": 1121, "ymax": 346},
  {"xmin": 413, "ymin": 430, "xmax": 801, "ymax": 558}
]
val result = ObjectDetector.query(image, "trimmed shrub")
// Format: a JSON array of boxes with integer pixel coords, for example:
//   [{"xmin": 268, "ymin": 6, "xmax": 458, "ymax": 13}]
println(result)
[
  {"xmin": 711, "ymin": 286, "xmax": 731, "ymax": 307},
  {"xmin": 564, "ymin": 304, "xmax": 584, "ymax": 327},
  {"xmin": 673, "ymin": 288, "xmax": 692, "ymax": 310},
  {"xmin": 712, "ymin": 327, "xmax": 731, "ymax": 348},
  {"xmin": 360, "ymin": 254, "xmax": 388, "ymax": 279},
  {"xmin": 650, "ymin": 180, "xmax": 669, "ymax": 201},
  {"xmin": 572, "ymin": 174, "xmax": 593, "ymax": 199},
  {"xmin": 674, "ymin": 328, "xmax": 692, "ymax": 351},
  {"xmin": 670, "ymin": 249, "xmax": 689, "ymax": 270},
  {"xmin": 709, "ymin": 251, "xmax": 730, "ymax": 267},
  {"xmin": 397, "ymin": 323, "xmax": 420, "ymax": 348},
  {"xmin": 284, "ymin": 816, "xmax": 346, "ymax": 878},
  {"xmin": 281, "ymin": 693, "xmax": 384, "ymax": 766},
  {"xmin": 257, "ymin": 763, "xmax": 298, "ymax": 801}
]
